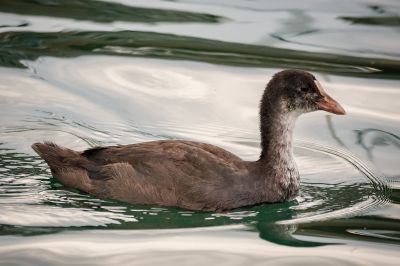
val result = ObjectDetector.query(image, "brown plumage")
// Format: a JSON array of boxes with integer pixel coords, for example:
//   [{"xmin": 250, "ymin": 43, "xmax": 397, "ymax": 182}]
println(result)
[{"xmin": 32, "ymin": 69, "xmax": 345, "ymax": 212}]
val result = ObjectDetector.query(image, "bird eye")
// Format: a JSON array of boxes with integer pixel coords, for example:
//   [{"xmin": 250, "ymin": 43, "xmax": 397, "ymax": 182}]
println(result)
[{"xmin": 299, "ymin": 87, "xmax": 310, "ymax": 93}]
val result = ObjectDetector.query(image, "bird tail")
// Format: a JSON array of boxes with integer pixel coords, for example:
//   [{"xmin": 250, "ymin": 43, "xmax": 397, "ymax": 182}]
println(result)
[{"xmin": 32, "ymin": 142, "xmax": 94, "ymax": 192}]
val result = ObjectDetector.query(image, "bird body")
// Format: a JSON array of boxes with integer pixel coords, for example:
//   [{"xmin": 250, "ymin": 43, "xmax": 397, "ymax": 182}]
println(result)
[
  {"xmin": 32, "ymin": 140, "xmax": 295, "ymax": 211},
  {"xmin": 32, "ymin": 70, "xmax": 345, "ymax": 211}
]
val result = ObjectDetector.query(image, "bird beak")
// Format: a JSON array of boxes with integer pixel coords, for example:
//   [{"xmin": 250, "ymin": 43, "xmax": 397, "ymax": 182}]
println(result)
[
  {"xmin": 314, "ymin": 80, "xmax": 346, "ymax": 115},
  {"xmin": 317, "ymin": 94, "xmax": 346, "ymax": 115}
]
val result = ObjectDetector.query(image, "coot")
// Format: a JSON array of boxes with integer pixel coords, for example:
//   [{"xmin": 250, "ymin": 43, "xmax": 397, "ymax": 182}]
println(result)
[{"xmin": 32, "ymin": 69, "xmax": 345, "ymax": 211}]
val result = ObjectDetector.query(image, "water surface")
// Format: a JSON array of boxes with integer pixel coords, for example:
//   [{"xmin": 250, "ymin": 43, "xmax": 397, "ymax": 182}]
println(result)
[{"xmin": 0, "ymin": 0, "xmax": 399, "ymax": 265}]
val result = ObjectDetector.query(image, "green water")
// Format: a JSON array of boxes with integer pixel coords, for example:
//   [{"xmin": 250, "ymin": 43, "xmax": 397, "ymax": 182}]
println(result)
[{"xmin": 0, "ymin": 0, "xmax": 399, "ymax": 265}]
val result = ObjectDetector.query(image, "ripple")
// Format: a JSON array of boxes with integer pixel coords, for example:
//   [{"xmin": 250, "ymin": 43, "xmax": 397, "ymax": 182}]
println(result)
[
  {"xmin": 0, "ymin": 204, "xmax": 136, "ymax": 227},
  {"xmin": 104, "ymin": 63, "xmax": 211, "ymax": 100},
  {"xmin": 347, "ymin": 229, "xmax": 400, "ymax": 241},
  {"xmin": 279, "ymin": 140, "xmax": 391, "ymax": 224},
  {"xmin": 2, "ymin": 30, "xmax": 400, "ymax": 78},
  {"xmin": 0, "ymin": 229, "xmax": 398, "ymax": 266}
]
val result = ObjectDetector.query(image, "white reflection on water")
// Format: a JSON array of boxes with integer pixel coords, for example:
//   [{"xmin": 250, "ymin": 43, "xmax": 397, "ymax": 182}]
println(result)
[
  {"xmin": 2, "ymin": 0, "xmax": 399, "ymax": 59},
  {"xmin": 105, "ymin": 64, "xmax": 211, "ymax": 100},
  {"xmin": 0, "ymin": 205, "xmax": 136, "ymax": 227},
  {"xmin": 0, "ymin": 227, "xmax": 398, "ymax": 266},
  {"xmin": 332, "ymin": 82, "xmax": 400, "ymax": 121}
]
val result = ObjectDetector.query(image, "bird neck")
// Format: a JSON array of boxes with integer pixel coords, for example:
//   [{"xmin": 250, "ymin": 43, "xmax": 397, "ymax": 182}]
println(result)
[
  {"xmin": 259, "ymin": 103, "xmax": 299, "ymax": 165},
  {"xmin": 257, "ymin": 103, "xmax": 301, "ymax": 201}
]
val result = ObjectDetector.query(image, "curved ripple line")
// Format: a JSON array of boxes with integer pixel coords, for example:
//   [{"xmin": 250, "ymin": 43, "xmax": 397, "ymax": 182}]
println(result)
[{"xmin": 279, "ymin": 140, "xmax": 391, "ymax": 225}]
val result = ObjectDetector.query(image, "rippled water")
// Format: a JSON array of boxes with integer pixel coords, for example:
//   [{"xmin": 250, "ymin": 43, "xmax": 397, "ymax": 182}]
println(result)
[{"xmin": 0, "ymin": 0, "xmax": 399, "ymax": 265}]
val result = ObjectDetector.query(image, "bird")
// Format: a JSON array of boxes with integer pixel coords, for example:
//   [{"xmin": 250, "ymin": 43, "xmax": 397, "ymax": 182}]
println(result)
[{"xmin": 32, "ymin": 69, "xmax": 345, "ymax": 212}]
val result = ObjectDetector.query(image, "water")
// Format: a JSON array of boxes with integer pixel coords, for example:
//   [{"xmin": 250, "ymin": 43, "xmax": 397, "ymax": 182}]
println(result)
[{"xmin": 0, "ymin": 0, "xmax": 399, "ymax": 265}]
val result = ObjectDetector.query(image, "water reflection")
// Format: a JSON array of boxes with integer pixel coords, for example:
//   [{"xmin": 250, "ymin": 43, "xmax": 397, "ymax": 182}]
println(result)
[
  {"xmin": 1, "ymin": 227, "xmax": 398, "ymax": 266},
  {"xmin": 0, "ymin": 30, "xmax": 398, "ymax": 78},
  {"xmin": 325, "ymin": 116, "xmax": 346, "ymax": 147},
  {"xmin": 297, "ymin": 217, "xmax": 400, "ymax": 245},
  {"xmin": 356, "ymin": 128, "xmax": 400, "ymax": 161},
  {"xmin": 0, "ymin": 0, "xmax": 221, "ymax": 23}
]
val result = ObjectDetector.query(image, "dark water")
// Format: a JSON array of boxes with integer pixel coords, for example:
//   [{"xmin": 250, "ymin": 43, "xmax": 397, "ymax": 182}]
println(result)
[{"xmin": 0, "ymin": 0, "xmax": 399, "ymax": 265}]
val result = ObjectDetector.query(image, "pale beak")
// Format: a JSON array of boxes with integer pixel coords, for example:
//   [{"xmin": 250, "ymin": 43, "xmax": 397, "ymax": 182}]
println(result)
[
  {"xmin": 314, "ymin": 80, "xmax": 346, "ymax": 115},
  {"xmin": 317, "ymin": 94, "xmax": 346, "ymax": 115}
]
